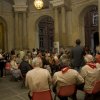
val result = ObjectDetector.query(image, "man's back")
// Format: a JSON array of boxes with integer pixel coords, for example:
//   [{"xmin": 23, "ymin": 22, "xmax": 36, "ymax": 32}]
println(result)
[
  {"xmin": 26, "ymin": 67, "xmax": 51, "ymax": 92},
  {"xmin": 71, "ymin": 39, "xmax": 84, "ymax": 70},
  {"xmin": 72, "ymin": 46, "xmax": 84, "ymax": 65},
  {"xmin": 53, "ymin": 68, "xmax": 84, "ymax": 91},
  {"xmin": 80, "ymin": 64, "xmax": 100, "ymax": 91}
]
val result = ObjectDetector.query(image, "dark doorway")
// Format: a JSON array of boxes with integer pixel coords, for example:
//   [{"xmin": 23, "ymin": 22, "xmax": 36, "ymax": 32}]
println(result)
[
  {"xmin": 0, "ymin": 23, "xmax": 4, "ymax": 50},
  {"xmin": 84, "ymin": 5, "xmax": 98, "ymax": 52},
  {"xmin": 38, "ymin": 16, "xmax": 54, "ymax": 51},
  {"xmin": 93, "ymin": 32, "xmax": 99, "ymax": 50}
]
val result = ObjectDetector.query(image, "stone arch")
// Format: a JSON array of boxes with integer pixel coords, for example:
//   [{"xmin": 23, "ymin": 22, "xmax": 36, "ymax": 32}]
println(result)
[
  {"xmin": 0, "ymin": 16, "xmax": 7, "ymax": 51},
  {"xmin": 79, "ymin": 4, "xmax": 98, "ymax": 53},
  {"xmin": 35, "ymin": 15, "xmax": 54, "ymax": 51}
]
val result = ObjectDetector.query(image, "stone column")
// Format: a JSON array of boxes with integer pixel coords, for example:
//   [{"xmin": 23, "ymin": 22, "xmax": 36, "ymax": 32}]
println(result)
[
  {"xmin": 61, "ymin": 6, "xmax": 66, "ymax": 47},
  {"xmin": 91, "ymin": 34, "xmax": 94, "ymax": 54},
  {"xmin": 98, "ymin": 0, "xmax": 100, "ymax": 42},
  {"xmin": 66, "ymin": 10, "xmax": 72, "ymax": 45},
  {"xmin": 22, "ymin": 12, "xmax": 27, "ymax": 49},
  {"xmin": 53, "ymin": 7, "xmax": 60, "ymax": 54},
  {"xmin": 54, "ymin": 7, "xmax": 59, "ymax": 42},
  {"xmin": 67, "ymin": 10, "xmax": 72, "ymax": 34},
  {"xmin": 14, "ymin": 12, "xmax": 19, "ymax": 49},
  {"xmin": 13, "ymin": 4, "xmax": 28, "ymax": 49}
]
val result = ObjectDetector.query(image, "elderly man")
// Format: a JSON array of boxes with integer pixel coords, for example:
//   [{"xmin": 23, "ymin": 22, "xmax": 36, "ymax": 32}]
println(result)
[
  {"xmin": 80, "ymin": 54, "xmax": 100, "ymax": 92},
  {"xmin": 53, "ymin": 58, "xmax": 84, "ymax": 100},
  {"xmin": 25, "ymin": 57, "xmax": 52, "ymax": 99}
]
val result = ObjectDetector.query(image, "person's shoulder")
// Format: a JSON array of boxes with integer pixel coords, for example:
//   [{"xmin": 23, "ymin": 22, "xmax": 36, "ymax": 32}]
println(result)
[
  {"xmin": 53, "ymin": 71, "xmax": 61, "ymax": 76},
  {"xmin": 69, "ymin": 69, "xmax": 79, "ymax": 74},
  {"xmin": 42, "ymin": 68, "xmax": 49, "ymax": 72},
  {"xmin": 82, "ymin": 64, "xmax": 89, "ymax": 69},
  {"xmin": 80, "ymin": 65, "xmax": 91, "ymax": 72},
  {"xmin": 96, "ymin": 63, "xmax": 100, "ymax": 69},
  {"xmin": 26, "ymin": 69, "xmax": 33, "ymax": 76}
]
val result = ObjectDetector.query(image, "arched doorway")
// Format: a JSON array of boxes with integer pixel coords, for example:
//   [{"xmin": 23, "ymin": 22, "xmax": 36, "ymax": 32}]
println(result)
[
  {"xmin": 84, "ymin": 5, "xmax": 98, "ymax": 53},
  {"xmin": 38, "ymin": 16, "xmax": 54, "ymax": 51},
  {"xmin": 0, "ymin": 17, "xmax": 7, "ymax": 51},
  {"xmin": 0, "ymin": 21, "xmax": 4, "ymax": 50},
  {"xmin": 93, "ymin": 32, "xmax": 99, "ymax": 52},
  {"xmin": 94, "ymin": 32, "xmax": 99, "ymax": 46}
]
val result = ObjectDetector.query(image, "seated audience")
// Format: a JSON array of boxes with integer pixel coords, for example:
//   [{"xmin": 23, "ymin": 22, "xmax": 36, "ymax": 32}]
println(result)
[
  {"xmin": 19, "ymin": 55, "xmax": 32, "ymax": 78},
  {"xmin": 80, "ymin": 54, "xmax": 100, "ymax": 92},
  {"xmin": 10, "ymin": 55, "xmax": 21, "ymax": 80},
  {"xmin": 53, "ymin": 58, "xmax": 84, "ymax": 100},
  {"xmin": 95, "ymin": 51, "xmax": 100, "ymax": 69}
]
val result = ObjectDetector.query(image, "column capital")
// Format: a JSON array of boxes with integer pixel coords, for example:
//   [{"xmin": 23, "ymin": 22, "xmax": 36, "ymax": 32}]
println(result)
[
  {"xmin": 13, "ymin": 5, "xmax": 28, "ymax": 12},
  {"xmin": 50, "ymin": 0, "xmax": 71, "ymax": 8}
]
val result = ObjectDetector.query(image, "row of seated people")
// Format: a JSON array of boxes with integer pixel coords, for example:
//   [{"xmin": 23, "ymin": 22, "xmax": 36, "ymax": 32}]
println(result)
[
  {"xmin": 2, "ymin": 49, "xmax": 100, "ymax": 99},
  {"xmin": 4, "ymin": 50, "xmax": 61, "ymax": 80},
  {"xmin": 25, "ymin": 54, "xmax": 100, "ymax": 100},
  {"xmin": 5, "ymin": 55, "xmax": 32, "ymax": 82}
]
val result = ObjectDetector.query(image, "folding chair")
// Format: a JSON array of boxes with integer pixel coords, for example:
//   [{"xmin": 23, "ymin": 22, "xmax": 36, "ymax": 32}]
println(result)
[
  {"xmin": 54, "ymin": 85, "xmax": 76, "ymax": 100},
  {"xmin": 85, "ymin": 81, "xmax": 100, "ymax": 100},
  {"xmin": 5, "ymin": 62, "xmax": 11, "ymax": 76},
  {"xmin": 32, "ymin": 90, "xmax": 52, "ymax": 100}
]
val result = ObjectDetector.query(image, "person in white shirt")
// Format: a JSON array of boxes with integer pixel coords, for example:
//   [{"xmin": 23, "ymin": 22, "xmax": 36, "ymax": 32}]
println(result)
[
  {"xmin": 10, "ymin": 55, "xmax": 21, "ymax": 80},
  {"xmin": 80, "ymin": 54, "xmax": 99, "ymax": 92},
  {"xmin": 25, "ymin": 57, "xmax": 52, "ymax": 99},
  {"xmin": 53, "ymin": 58, "xmax": 84, "ymax": 100}
]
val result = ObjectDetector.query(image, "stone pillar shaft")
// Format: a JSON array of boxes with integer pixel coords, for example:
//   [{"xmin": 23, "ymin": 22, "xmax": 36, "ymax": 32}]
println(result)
[
  {"xmin": 15, "ymin": 12, "xmax": 19, "ymax": 49},
  {"xmin": 61, "ymin": 6, "xmax": 66, "ymax": 34},
  {"xmin": 98, "ymin": 0, "xmax": 100, "ymax": 42},
  {"xmin": 54, "ymin": 8, "xmax": 59, "ymax": 42},
  {"xmin": 61, "ymin": 6, "xmax": 66, "ymax": 47},
  {"xmin": 23, "ymin": 12, "xmax": 27, "ymax": 49},
  {"xmin": 13, "ymin": 4, "xmax": 28, "ymax": 49}
]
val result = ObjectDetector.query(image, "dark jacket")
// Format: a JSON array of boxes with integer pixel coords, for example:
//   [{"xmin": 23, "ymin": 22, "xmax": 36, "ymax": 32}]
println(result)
[
  {"xmin": 71, "ymin": 45, "xmax": 85, "ymax": 68},
  {"xmin": 19, "ymin": 61, "xmax": 32, "ymax": 75}
]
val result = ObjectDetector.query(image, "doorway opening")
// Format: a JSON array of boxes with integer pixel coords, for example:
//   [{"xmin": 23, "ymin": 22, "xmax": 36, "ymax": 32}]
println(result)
[
  {"xmin": 38, "ymin": 16, "xmax": 54, "ymax": 52},
  {"xmin": 84, "ymin": 5, "xmax": 98, "ymax": 53}
]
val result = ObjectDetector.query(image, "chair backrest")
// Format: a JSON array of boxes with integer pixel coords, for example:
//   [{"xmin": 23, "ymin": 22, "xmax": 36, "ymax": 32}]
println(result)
[
  {"xmin": 32, "ymin": 90, "xmax": 52, "ymax": 100},
  {"xmin": 58, "ymin": 85, "xmax": 76, "ymax": 96},
  {"xmin": 92, "ymin": 81, "xmax": 100, "ymax": 94},
  {"xmin": 5, "ymin": 62, "xmax": 11, "ymax": 70}
]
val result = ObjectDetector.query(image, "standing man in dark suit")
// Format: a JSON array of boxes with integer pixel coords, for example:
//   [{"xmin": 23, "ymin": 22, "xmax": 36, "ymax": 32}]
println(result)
[
  {"xmin": 71, "ymin": 39, "xmax": 85, "ymax": 71},
  {"xmin": 0, "ymin": 50, "xmax": 6, "ymax": 77}
]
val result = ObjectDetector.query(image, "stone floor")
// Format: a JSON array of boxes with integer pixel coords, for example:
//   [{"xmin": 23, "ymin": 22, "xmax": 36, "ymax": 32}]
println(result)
[{"xmin": 0, "ymin": 75, "xmax": 85, "ymax": 100}]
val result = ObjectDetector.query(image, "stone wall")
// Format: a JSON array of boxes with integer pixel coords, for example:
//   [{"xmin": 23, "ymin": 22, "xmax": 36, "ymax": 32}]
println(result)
[{"xmin": 0, "ymin": 0, "xmax": 98, "ymax": 51}]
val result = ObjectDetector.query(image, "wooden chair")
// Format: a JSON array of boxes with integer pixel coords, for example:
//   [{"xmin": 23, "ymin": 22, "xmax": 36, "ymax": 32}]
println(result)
[
  {"xmin": 85, "ymin": 81, "xmax": 100, "ymax": 100},
  {"xmin": 54, "ymin": 85, "xmax": 76, "ymax": 100},
  {"xmin": 4, "ymin": 62, "xmax": 11, "ymax": 76},
  {"xmin": 32, "ymin": 90, "xmax": 52, "ymax": 100},
  {"xmin": 92, "ymin": 81, "xmax": 100, "ymax": 94}
]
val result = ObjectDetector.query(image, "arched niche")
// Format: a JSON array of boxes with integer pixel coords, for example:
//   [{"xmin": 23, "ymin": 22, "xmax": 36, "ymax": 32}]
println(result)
[
  {"xmin": 0, "ymin": 16, "xmax": 7, "ymax": 51},
  {"xmin": 79, "ymin": 5, "xmax": 98, "ymax": 53},
  {"xmin": 35, "ymin": 15, "xmax": 54, "ymax": 52}
]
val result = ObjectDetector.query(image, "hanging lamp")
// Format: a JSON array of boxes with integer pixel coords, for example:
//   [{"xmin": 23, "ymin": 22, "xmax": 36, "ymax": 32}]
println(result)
[{"xmin": 34, "ymin": 0, "xmax": 44, "ymax": 9}]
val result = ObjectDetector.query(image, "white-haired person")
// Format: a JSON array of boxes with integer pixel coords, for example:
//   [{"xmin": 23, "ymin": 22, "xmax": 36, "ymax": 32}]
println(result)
[
  {"xmin": 53, "ymin": 58, "xmax": 84, "ymax": 100},
  {"xmin": 25, "ymin": 57, "xmax": 52, "ymax": 100},
  {"xmin": 95, "ymin": 51, "xmax": 100, "ymax": 69},
  {"xmin": 80, "ymin": 54, "xmax": 100, "ymax": 99}
]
